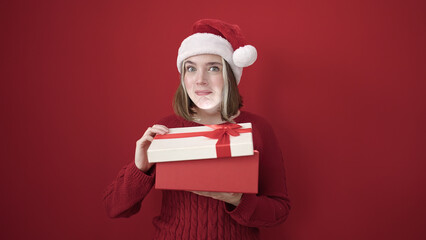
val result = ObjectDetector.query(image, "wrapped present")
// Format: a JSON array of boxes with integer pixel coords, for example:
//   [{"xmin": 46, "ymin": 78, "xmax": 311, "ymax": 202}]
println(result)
[
  {"xmin": 147, "ymin": 123, "xmax": 259, "ymax": 193},
  {"xmin": 147, "ymin": 123, "xmax": 254, "ymax": 162}
]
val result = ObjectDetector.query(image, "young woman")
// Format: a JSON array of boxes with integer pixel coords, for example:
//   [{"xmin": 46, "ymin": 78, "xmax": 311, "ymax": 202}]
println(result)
[{"xmin": 103, "ymin": 19, "xmax": 290, "ymax": 240}]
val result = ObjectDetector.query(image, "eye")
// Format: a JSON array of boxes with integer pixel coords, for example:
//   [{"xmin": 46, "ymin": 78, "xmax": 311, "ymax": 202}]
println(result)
[
  {"xmin": 186, "ymin": 66, "xmax": 196, "ymax": 72},
  {"xmin": 209, "ymin": 66, "xmax": 220, "ymax": 72}
]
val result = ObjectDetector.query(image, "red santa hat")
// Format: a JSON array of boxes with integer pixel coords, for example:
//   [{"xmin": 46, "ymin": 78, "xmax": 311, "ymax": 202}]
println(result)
[{"xmin": 177, "ymin": 19, "xmax": 257, "ymax": 84}]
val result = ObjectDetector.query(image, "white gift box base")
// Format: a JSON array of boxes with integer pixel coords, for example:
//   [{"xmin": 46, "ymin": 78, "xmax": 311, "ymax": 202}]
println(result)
[{"xmin": 147, "ymin": 123, "xmax": 254, "ymax": 163}]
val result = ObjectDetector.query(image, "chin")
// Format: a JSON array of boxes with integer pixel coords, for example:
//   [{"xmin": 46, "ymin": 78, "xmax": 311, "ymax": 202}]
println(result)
[{"xmin": 195, "ymin": 102, "xmax": 221, "ymax": 111}]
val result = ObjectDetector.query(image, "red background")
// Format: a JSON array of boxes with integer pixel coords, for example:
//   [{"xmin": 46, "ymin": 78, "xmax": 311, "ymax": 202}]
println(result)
[{"xmin": 1, "ymin": 0, "xmax": 425, "ymax": 239}]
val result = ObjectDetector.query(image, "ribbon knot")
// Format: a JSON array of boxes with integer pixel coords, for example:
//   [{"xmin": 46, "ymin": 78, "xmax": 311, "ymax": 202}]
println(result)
[
  {"xmin": 205, "ymin": 123, "xmax": 241, "ymax": 138},
  {"xmin": 202, "ymin": 123, "xmax": 247, "ymax": 158}
]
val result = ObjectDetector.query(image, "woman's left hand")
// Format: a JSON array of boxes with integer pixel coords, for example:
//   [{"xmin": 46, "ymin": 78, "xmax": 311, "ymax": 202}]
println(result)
[{"xmin": 191, "ymin": 191, "xmax": 242, "ymax": 206}]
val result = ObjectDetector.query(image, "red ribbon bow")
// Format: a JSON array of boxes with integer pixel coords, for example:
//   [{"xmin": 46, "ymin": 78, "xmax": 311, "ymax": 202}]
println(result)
[{"xmin": 154, "ymin": 123, "xmax": 251, "ymax": 158}]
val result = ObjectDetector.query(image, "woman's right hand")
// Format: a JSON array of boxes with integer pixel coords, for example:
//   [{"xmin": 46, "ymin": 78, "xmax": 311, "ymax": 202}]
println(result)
[{"xmin": 135, "ymin": 124, "xmax": 169, "ymax": 172}]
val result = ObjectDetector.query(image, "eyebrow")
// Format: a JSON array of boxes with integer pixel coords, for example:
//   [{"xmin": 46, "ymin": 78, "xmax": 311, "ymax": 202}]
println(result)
[
  {"xmin": 206, "ymin": 62, "xmax": 222, "ymax": 66},
  {"xmin": 185, "ymin": 61, "xmax": 223, "ymax": 66}
]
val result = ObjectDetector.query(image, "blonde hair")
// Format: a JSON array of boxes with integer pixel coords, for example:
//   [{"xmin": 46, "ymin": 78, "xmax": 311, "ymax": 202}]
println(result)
[{"xmin": 173, "ymin": 58, "xmax": 242, "ymax": 122}]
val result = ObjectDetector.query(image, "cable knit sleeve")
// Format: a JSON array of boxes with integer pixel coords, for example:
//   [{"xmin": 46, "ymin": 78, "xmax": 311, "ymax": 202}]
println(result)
[
  {"xmin": 224, "ymin": 113, "xmax": 291, "ymax": 227},
  {"xmin": 103, "ymin": 162, "xmax": 156, "ymax": 218},
  {"xmin": 102, "ymin": 115, "xmax": 179, "ymax": 219}
]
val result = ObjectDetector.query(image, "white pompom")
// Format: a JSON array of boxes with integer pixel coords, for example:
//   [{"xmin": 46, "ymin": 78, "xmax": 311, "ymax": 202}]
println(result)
[{"xmin": 233, "ymin": 45, "xmax": 257, "ymax": 67}]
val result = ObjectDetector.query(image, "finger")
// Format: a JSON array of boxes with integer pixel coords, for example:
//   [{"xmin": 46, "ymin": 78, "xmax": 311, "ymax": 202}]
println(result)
[
  {"xmin": 193, "ymin": 191, "xmax": 209, "ymax": 195},
  {"xmin": 136, "ymin": 135, "xmax": 154, "ymax": 146},
  {"xmin": 143, "ymin": 127, "xmax": 166, "ymax": 137},
  {"xmin": 152, "ymin": 125, "xmax": 169, "ymax": 134},
  {"xmin": 152, "ymin": 124, "xmax": 168, "ymax": 130},
  {"xmin": 144, "ymin": 135, "xmax": 154, "ymax": 142},
  {"xmin": 194, "ymin": 191, "xmax": 220, "ymax": 199},
  {"xmin": 191, "ymin": 191, "xmax": 209, "ymax": 197},
  {"xmin": 149, "ymin": 127, "xmax": 168, "ymax": 135}
]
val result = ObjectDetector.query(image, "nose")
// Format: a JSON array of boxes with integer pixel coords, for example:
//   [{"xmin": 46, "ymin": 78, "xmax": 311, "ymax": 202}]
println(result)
[{"xmin": 195, "ymin": 70, "xmax": 208, "ymax": 85}]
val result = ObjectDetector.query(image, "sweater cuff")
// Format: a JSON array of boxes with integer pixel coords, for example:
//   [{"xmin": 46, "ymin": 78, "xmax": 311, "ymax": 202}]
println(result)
[
  {"xmin": 224, "ymin": 193, "xmax": 258, "ymax": 222},
  {"xmin": 127, "ymin": 162, "xmax": 155, "ymax": 185}
]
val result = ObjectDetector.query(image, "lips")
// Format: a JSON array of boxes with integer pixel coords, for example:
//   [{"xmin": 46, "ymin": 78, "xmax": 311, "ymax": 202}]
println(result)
[{"xmin": 195, "ymin": 90, "xmax": 212, "ymax": 96}]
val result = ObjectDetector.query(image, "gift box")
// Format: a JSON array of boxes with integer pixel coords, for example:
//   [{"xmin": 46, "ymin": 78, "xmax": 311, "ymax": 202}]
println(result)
[
  {"xmin": 155, "ymin": 151, "xmax": 259, "ymax": 193},
  {"xmin": 147, "ymin": 123, "xmax": 259, "ymax": 193},
  {"xmin": 147, "ymin": 123, "xmax": 254, "ymax": 162}
]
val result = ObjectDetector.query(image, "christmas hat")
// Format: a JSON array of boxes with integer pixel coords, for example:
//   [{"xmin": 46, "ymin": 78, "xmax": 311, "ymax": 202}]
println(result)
[{"xmin": 177, "ymin": 19, "xmax": 257, "ymax": 84}]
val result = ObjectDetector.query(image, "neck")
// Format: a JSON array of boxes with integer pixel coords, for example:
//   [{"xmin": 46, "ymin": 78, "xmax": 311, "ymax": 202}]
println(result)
[
  {"xmin": 193, "ymin": 108, "xmax": 240, "ymax": 125},
  {"xmin": 193, "ymin": 107, "xmax": 224, "ymax": 125}
]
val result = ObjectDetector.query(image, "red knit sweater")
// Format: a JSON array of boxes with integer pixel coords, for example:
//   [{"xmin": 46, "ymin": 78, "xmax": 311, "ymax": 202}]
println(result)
[{"xmin": 103, "ymin": 111, "xmax": 290, "ymax": 239}]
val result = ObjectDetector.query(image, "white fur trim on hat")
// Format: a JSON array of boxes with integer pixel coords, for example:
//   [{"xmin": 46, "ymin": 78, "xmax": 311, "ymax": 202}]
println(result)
[
  {"xmin": 177, "ymin": 33, "xmax": 244, "ymax": 84},
  {"xmin": 233, "ymin": 45, "xmax": 257, "ymax": 67}
]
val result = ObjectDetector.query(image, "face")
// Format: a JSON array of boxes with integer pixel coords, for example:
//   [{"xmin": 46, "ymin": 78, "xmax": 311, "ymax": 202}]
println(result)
[{"xmin": 183, "ymin": 54, "xmax": 224, "ymax": 111}]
